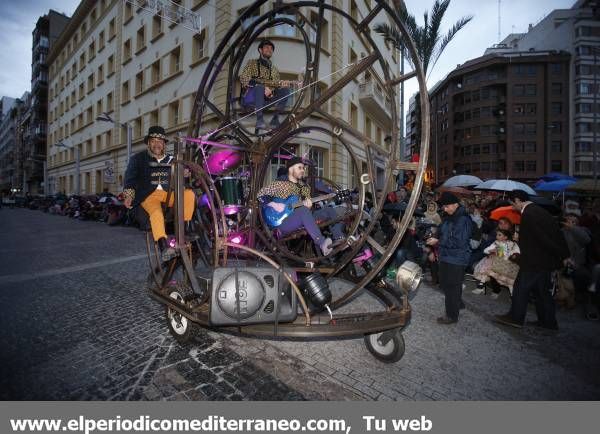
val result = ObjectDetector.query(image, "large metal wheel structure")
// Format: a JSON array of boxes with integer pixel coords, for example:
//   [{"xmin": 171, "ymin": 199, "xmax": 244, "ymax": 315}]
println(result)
[{"xmin": 146, "ymin": 0, "xmax": 431, "ymax": 358}]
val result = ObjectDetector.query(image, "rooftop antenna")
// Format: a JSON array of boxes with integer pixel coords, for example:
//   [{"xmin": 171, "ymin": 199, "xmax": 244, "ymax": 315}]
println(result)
[{"xmin": 498, "ymin": 0, "xmax": 501, "ymax": 43}]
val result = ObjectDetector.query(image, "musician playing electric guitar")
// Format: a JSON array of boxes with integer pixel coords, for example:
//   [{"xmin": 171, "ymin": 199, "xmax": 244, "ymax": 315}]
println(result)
[
  {"xmin": 239, "ymin": 39, "xmax": 301, "ymax": 132},
  {"xmin": 258, "ymin": 157, "xmax": 347, "ymax": 256}
]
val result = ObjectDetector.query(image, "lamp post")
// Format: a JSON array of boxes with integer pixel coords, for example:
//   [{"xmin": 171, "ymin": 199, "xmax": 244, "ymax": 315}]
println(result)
[
  {"xmin": 593, "ymin": 46, "xmax": 599, "ymax": 184},
  {"xmin": 55, "ymin": 141, "xmax": 80, "ymax": 195},
  {"xmin": 95, "ymin": 112, "xmax": 132, "ymax": 166}
]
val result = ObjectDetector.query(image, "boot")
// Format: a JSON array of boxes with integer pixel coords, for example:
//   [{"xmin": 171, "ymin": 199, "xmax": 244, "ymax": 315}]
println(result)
[{"xmin": 158, "ymin": 237, "xmax": 177, "ymax": 262}]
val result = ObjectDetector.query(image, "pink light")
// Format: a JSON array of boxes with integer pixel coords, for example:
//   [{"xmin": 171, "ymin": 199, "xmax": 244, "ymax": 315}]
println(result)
[
  {"xmin": 168, "ymin": 237, "xmax": 177, "ymax": 248},
  {"xmin": 227, "ymin": 232, "xmax": 246, "ymax": 245}
]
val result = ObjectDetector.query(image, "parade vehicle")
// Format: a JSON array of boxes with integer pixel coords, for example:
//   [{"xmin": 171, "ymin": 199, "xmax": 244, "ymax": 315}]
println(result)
[{"xmin": 142, "ymin": 0, "xmax": 431, "ymax": 363}]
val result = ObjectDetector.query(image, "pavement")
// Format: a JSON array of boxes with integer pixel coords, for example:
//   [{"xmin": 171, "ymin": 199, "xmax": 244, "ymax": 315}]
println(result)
[{"xmin": 1, "ymin": 208, "xmax": 599, "ymax": 401}]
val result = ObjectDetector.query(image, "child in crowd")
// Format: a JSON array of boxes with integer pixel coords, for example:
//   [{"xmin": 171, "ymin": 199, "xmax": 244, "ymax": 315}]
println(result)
[{"xmin": 472, "ymin": 229, "xmax": 520, "ymax": 297}]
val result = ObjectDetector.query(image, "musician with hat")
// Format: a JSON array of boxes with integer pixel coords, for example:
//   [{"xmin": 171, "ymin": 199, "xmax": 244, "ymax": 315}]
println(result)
[
  {"xmin": 239, "ymin": 39, "xmax": 299, "ymax": 132},
  {"xmin": 258, "ymin": 157, "xmax": 346, "ymax": 256},
  {"xmin": 122, "ymin": 126, "xmax": 196, "ymax": 260}
]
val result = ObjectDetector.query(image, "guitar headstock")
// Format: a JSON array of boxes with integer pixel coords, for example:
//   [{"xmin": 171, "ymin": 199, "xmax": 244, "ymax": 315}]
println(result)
[{"xmin": 334, "ymin": 189, "xmax": 352, "ymax": 204}]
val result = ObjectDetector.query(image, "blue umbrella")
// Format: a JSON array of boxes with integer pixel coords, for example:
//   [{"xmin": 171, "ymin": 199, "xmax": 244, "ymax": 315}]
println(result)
[
  {"xmin": 541, "ymin": 172, "xmax": 577, "ymax": 182},
  {"xmin": 535, "ymin": 179, "xmax": 576, "ymax": 192}
]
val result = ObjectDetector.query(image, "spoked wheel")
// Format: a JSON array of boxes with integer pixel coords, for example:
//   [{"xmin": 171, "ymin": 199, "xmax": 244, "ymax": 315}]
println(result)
[
  {"xmin": 364, "ymin": 328, "xmax": 405, "ymax": 363},
  {"xmin": 165, "ymin": 283, "xmax": 201, "ymax": 343}
]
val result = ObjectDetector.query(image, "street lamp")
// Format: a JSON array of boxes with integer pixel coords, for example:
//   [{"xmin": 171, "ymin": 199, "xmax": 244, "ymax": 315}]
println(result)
[
  {"xmin": 96, "ymin": 112, "xmax": 133, "ymax": 166},
  {"xmin": 55, "ymin": 141, "xmax": 80, "ymax": 195}
]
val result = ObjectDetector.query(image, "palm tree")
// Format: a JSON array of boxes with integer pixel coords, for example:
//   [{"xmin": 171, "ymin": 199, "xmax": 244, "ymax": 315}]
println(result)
[{"xmin": 374, "ymin": 0, "xmax": 473, "ymax": 78}]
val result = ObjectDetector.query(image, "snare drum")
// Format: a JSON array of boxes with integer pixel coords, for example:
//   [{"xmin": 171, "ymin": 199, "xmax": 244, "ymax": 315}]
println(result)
[{"xmin": 215, "ymin": 177, "xmax": 243, "ymax": 215}]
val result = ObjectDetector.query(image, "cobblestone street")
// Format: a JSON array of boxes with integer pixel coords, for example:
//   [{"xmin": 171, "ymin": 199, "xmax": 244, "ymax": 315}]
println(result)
[{"xmin": 1, "ymin": 209, "xmax": 599, "ymax": 400}]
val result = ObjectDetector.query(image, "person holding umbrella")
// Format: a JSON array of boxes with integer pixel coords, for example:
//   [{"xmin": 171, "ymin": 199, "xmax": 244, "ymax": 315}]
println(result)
[
  {"xmin": 495, "ymin": 190, "xmax": 569, "ymax": 330},
  {"xmin": 426, "ymin": 192, "xmax": 472, "ymax": 324}
]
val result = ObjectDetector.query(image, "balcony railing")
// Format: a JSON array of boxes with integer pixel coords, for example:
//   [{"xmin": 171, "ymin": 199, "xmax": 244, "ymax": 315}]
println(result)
[{"xmin": 358, "ymin": 80, "xmax": 392, "ymax": 126}]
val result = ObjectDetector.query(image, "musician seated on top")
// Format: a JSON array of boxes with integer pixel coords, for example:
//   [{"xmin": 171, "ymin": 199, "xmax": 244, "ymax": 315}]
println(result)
[
  {"xmin": 258, "ymin": 157, "xmax": 347, "ymax": 256},
  {"xmin": 239, "ymin": 39, "xmax": 298, "ymax": 132},
  {"xmin": 122, "ymin": 126, "xmax": 196, "ymax": 262}
]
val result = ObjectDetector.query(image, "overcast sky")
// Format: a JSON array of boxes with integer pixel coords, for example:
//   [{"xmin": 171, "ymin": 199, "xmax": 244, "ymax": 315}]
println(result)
[{"xmin": 0, "ymin": 0, "xmax": 574, "ymax": 110}]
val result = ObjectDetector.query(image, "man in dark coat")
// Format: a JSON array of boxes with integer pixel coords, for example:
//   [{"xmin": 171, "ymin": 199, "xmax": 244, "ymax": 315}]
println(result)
[
  {"xmin": 495, "ymin": 190, "xmax": 568, "ymax": 330},
  {"xmin": 426, "ymin": 192, "xmax": 472, "ymax": 324},
  {"xmin": 122, "ymin": 126, "xmax": 196, "ymax": 260}
]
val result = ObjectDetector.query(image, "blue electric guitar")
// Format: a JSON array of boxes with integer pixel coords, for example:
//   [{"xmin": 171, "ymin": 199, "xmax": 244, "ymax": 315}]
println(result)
[{"xmin": 262, "ymin": 189, "xmax": 351, "ymax": 228}]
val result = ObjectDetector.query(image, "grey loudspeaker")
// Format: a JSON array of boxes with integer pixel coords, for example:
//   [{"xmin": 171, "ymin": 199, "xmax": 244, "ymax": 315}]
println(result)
[{"xmin": 209, "ymin": 267, "xmax": 298, "ymax": 326}]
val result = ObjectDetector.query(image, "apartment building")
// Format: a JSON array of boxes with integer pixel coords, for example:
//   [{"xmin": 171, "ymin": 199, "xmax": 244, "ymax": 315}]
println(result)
[
  {"xmin": 46, "ymin": 0, "xmax": 402, "ymax": 195},
  {"xmin": 485, "ymin": 0, "xmax": 600, "ymax": 178},
  {"xmin": 426, "ymin": 51, "xmax": 571, "ymax": 184}
]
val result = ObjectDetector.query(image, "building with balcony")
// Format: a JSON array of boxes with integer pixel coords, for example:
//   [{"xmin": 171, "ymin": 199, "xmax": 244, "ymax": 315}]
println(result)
[
  {"xmin": 485, "ymin": 0, "xmax": 600, "ymax": 178},
  {"xmin": 19, "ymin": 10, "xmax": 71, "ymax": 194},
  {"xmin": 0, "ymin": 96, "xmax": 26, "ymax": 193},
  {"xmin": 46, "ymin": 0, "xmax": 402, "ymax": 195},
  {"xmin": 427, "ymin": 50, "xmax": 570, "ymax": 184}
]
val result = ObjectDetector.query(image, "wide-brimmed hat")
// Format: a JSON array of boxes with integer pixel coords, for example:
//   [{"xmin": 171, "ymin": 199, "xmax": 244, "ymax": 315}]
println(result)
[{"xmin": 144, "ymin": 126, "xmax": 167, "ymax": 144}]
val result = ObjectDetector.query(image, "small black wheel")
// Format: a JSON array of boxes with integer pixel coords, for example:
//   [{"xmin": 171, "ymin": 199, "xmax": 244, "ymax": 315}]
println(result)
[
  {"xmin": 364, "ymin": 328, "xmax": 405, "ymax": 363},
  {"xmin": 165, "ymin": 283, "xmax": 200, "ymax": 343}
]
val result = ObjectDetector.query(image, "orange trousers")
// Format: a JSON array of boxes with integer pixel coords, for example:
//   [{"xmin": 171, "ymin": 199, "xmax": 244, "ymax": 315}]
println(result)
[{"xmin": 141, "ymin": 189, "xmax": 195, "ymax": 241}]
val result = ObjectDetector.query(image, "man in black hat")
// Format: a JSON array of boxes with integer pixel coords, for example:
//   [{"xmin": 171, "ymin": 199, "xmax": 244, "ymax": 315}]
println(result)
[
  {"xmin": 122, "ymin": 126, "xmax": 196, "ymax": 260},
  {"xmin": 258, "ymin": 157, "xmax": 344, "ymax": 256},
  {"xmin": 494, "ymin": 189, "xmax": 568, "ymax": 330},
  {"xmin": 426, "ymin": 192, "xmax": 472, "ymax": 324},
  {"xmin": 239, "ymin": 39, "xmax": 299, "ymax": 132}
]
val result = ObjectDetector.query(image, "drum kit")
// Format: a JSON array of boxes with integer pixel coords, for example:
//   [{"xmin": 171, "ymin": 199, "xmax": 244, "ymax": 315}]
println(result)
[{"xmin": 201, "ymin": 147, "xmax": 248, "ymax": 218}]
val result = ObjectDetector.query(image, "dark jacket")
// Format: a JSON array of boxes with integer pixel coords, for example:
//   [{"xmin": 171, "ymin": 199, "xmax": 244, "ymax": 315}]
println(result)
[
  {"xmin": 518, "ymin": 203, "xmax": 568, "ymax": 272},
  {"xmin": 438, "ymin": 206, "xmax": 472, "ymax": 266},
  {"xmin": 123, "ymin": 150, "xmax": 173, "ymax": 206}
]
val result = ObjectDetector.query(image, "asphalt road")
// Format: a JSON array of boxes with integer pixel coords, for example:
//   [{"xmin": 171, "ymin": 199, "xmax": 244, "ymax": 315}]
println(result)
[{"xmin": 1, "ymin": 208, "xmax": 598, "ymax": 400}]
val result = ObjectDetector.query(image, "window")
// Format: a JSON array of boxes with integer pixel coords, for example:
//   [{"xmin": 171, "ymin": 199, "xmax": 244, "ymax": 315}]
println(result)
[
  {"xmin": 106, "ymin": 92, "xmax": 113, "ymax": 111},
  {"xmin": 513, "ymin": 85, "xmax": 524, "ymax": 96},
  {"xmin": 169, "ymin": 46, "xmax": 181, "ymax": 74},
  {"xmin": 109, "ymin": 18, "xmax": 116, "ymax": 40},
  {"xmin": 151, "ymin": 60, "xmax": 161, "ymax": 85},
  {"xmin": 87, "ymin": 73, "xmax": 95, "ymax": 93},
  {"xmin": 576, "ymin": 103, "xmax": 592, "ymax": 113},
  {"xmin": 551, "ymin": 160, "xmax": 562, "ymax": 172},
  {"xmin": 576, "ymin": 122, "xmax": 592, "ymax": 133},
  {"xmin": 96, "ymin": 99, "xmax": 103, "ymax": 117},
  {"xmin": 106, "ymin": 130, "xmax": 112, "ymax": 148},
  {"xmin": 576, "ymin": 64, "xmax": 593, "ymax": 75},
  {"xmin": 551, "ymin": 102, "xmax": 562, "ymax": 115},
  {"xmin": 350, "ymin": 0, "xmax": 358, "ymax": 21},
  {"xmin": 273, "ymin": 8, "xmax": 296, "ymax": 37},
  {"xmin": 169, "ymin": 100, "xmax": 180, "ymax": 126},
  {"xmin": 309, "ymin": 11, "xmax": 329, "ymax": 50},
  {"xmin": 88, "ymin": 41, "xmax": 95, "ymax": 60},
  {"xmin": 124, "ymin": 1, "xmax": 133, "ymax": 23},
  {"xmin": 577, "ymin": 82, "xmax": 594, "ymax": 95},
  {"xmin": 121, "ymin": 80, "xmax": 130, "ymax": 104},
  {"xmin": 136, "ymin": 26, "xmax": 146, "ymax": 52},
  {"xmin": 575, "ymin": 141, "xmax": 592, "ymax": 152},
  {"xmin": 149, "ymin": 109, "xmax": 159, "ymax": 126},
  {"xmin": 123, "ymin": 39, "xmax": 132, "ymax": 63},
  {"xmin": 135, "ymin": 71, "xmax": 145, "ymax": 94},
  {"xmin": 152, "ymin": 14, "xmax": 163, "ymax": 40},
  {"xmin": 79, "ymin": 83, "xmax": 85, "ymax": 100},
  {"xmin": 95, "ymin": 134, "xmax": 102, "ymax": 152},
  {"xmin": 308, "ymin": 147, "xmax": 326, "ymax": 178},
  {"xmin": 107, "ymin": 55, "xmax": 115, "ymax": 76},
  {"xmin": 134, "ymin": 117, "xmax": 143, "ymax": 139},
  {"xmin": 524, "ymin": 161, "xmax": 536, "ymax": 172},
  {"xmin": 192, "ymin": 29, "xmax": 206, "ymax": 62},
  {"xmin": 550, "ymin": 63, "xmax": 562, "ymax": 74},
  {"xmin": 98, "ymin": 30, "xmax": 105, "ymax": 51},
  {"xmin": 97, "ymin": 64, "xmax": 104, "ymax": 84},
  {"xmin": 79, "ymin": 52, "xmax": 86, "ymax": 71},
  {"xmin": 525, "ymin": 84, "xmax": 536, "ymax": 96},
  {"xmin": 513, "ymin": 161, "xmax": 524, "ymax": 172},
  {"xmin": 86, "ymin": 106, "xmax": 93, "ymax": 124},
  {"xmin": 364, "ymin": 116, "xmax": 372, "ymax": 139},
  {"xmin": 551, "ymin": 82, "xmax": 562, "ymax": 95},
  {"xmin": 551, "ymin": 141, "xmax": 562, "ymax": 152},
  {"xmin": 349, "ymin": 102, "xmax": 358, "ymax": 128}
]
